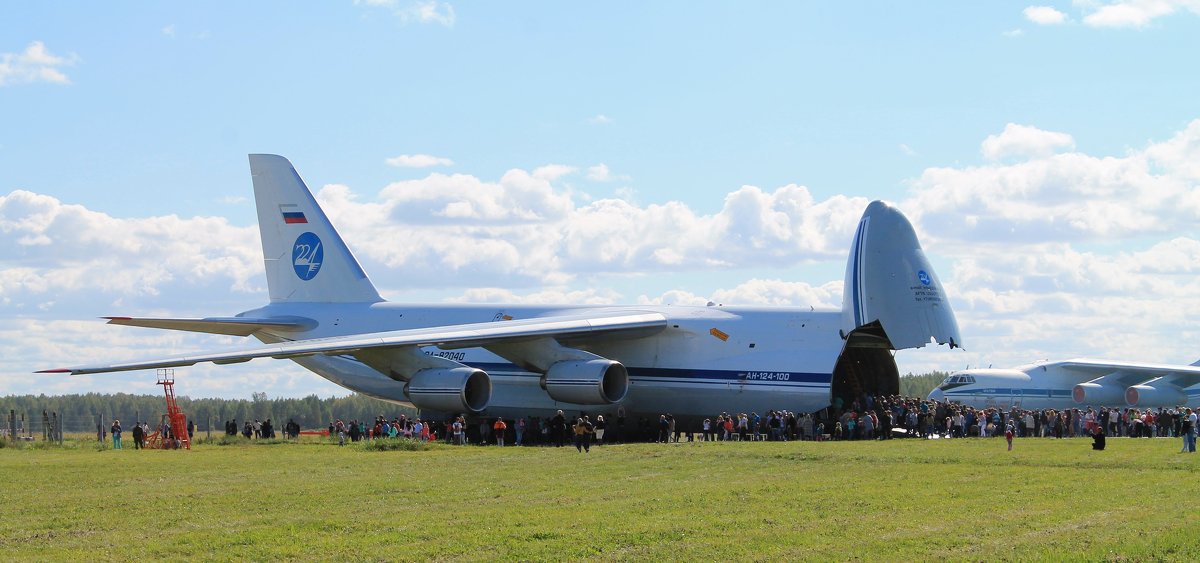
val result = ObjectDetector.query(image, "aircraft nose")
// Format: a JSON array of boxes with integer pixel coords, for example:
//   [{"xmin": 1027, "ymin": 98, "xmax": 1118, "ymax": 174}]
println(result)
[{"xmin": 928, "ymin": 387, "xmax": 944, "ymax": 401}]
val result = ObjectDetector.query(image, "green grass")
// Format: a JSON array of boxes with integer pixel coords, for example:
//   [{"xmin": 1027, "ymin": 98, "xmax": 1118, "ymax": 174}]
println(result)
[{"xmin": 2, "ymin": 436, "xmax": 1198, "ymax": 561}]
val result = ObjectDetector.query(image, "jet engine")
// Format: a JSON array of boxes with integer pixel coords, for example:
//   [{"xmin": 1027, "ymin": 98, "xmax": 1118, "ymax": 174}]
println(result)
[
  {"xmin": 1072, "ymin": 382, "xmax": 1125, "ymax": 406},
  {"xmin": 1124, "ymin": 383, "xmax": 1185, "ymax": 407},
  {"xmin": 542, "ymin": 359, "xmax": 629, "ymax": 405},
  {"xmin": 404, "ymin": 367, "xmax": 492, "ymax": 414}
]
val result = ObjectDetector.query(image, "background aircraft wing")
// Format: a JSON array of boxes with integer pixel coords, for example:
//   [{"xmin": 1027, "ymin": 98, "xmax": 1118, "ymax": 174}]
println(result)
[
  {"xmin": 39, "ymin": 311, "xmax": 668, "ymax": 375},
  {"xmin": 1056, "ymin": 358, "xmax": 1200, "ymax": 386}
]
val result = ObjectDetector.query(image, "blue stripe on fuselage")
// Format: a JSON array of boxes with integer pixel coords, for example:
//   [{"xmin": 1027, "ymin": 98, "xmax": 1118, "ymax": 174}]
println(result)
[
  {"xmin": 467, "ymin": 362, "xmax": 833, "ymax": 387},
  {"xmin": 331, "ymin": 355, "xmax": 833, "ymax": 388},
  {"xmin": 943, "ymin": 388, "xmax": 1072, "ymax": 398}
]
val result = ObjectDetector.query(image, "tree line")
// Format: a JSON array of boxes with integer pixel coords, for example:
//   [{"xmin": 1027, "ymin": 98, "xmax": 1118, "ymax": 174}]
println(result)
[
  {"xmin": 0, "ymin": 392, "xmax": 416, "ymax": 434},
  {"xmin": 2, "ymin": 372, "xmax": 947, "ymax": 434},
  {"xmin": 898, "ymin": 371, "xmax": 947, "ymax": 398}
]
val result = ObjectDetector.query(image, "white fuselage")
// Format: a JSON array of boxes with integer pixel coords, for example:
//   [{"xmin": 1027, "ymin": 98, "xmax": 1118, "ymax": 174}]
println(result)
[
  {"xmin": 929, "ymin": 366, "xmax": 1200, "ymax": 410},
  {"xmin": 246, "ymin": 301, "xmax": 847, "ymax": 424}
]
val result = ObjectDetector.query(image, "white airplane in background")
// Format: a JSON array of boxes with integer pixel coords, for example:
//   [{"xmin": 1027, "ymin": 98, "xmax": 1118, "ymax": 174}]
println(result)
[
  {"xmin": 928, "ymin": 359, "xmax": 1200, "ymax": 410},
  {"xmin": 42, "ymin": 154, "xmax": 961, "ymax": 425}
]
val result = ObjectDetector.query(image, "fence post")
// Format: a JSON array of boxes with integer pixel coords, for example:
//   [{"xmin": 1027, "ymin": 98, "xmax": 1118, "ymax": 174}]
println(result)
[{"xmin": 7, "ymin": 410, "xmax": 14, "ymax": 445}]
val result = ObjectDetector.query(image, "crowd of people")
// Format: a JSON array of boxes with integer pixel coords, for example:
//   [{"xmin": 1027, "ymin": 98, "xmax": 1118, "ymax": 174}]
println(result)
[
  {"xmin": 211, "ymin": 393, "xmax": 1199, "ymax": 454},
  {"xmin": 327, "ymin": 415, "xmax": 435, "ymax": 446}
]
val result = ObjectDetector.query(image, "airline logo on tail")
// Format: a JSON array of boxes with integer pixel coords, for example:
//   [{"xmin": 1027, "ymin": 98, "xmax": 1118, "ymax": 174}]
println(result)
[{"xmin": 292, "ymin": 232, "xmax": 323, "ymax": 280}]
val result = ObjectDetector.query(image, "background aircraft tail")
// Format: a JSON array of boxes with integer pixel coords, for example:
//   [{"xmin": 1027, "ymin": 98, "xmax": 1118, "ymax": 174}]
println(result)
[
  {"xmin": 841, "ymin": 201, "xmax": 960, "ymax": 350},
  {"xmin": 249, "ymin": 154, "xmax": 383, "ymax": 304}
]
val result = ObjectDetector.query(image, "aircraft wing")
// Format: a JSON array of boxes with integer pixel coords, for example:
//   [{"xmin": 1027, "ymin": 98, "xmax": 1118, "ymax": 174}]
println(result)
[
  {"xmin": 39, "ymin": 311, "xmax": 668, "ymax": 375},
  {"xmin": 1055, "ymin": 358, "xmax": 1200, "ymax": 385}
]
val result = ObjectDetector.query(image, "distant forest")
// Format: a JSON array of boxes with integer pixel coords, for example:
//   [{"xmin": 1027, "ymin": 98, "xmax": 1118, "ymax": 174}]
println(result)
[
  {"xmin": 898, "ymin": 371, "xmax": 947, "ymax": 398},
  {"xmin": 1, "ymin": 392, "xmax": 416, "ymax": 434},
  {"xmin": 2, "ymin": 372, "xmax": 947, "ymax": 435}
]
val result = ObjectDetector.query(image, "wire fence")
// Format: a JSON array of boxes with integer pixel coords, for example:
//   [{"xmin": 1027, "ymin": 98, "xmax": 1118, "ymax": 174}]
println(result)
[
  {"xmin": 4, "ymin": 409, "xmax": 73, "ymax": 444},
  {"xmin": 3, "ymin": 410, "xmax": 235, "ymax": 445}
]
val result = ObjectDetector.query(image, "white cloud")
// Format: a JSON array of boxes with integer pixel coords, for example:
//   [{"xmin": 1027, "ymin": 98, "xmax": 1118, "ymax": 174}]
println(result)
[
  {"xmin": 588, "ymin": 114, "xmax": 613, "ymax": 125},
  {"xmin": 0, "ymin": 190, "xmax": 261, "ymax": 300},
  {"xmin": 909, "ymin": 119, "xmax": 1200, "ymax": 247},
  {"xmin": 587, "ymin": 163, "xmax": 631, "ymax": 183},
  {"xmin": 358, "ymin": 0, "xmax": 456, "ymax": 26},
  {"xmin": 1023, "ymin": 6, "xmax": 1069, "ymax": 24},
  {"xmin": 0, "ymin": 41, "xmax": 77, "ymax": 87},
  {"xmin": 385, "ymin": 154, "xmax": 454, "ymax": 168},
  {"xmin": 1143, "ymin": 115, "xmax": 1200, "ymax": 181},
  {"xmin": 311, "ymin": 169, "xmax": 868, "ymax": 290},
  {"xmin": 1023, "ymin": 1, "xmax": 1200, "ymax": 29},
  {"xmin": 711, "ymin": 279, "xmax": 842, "ymax": 308},
  {"xmin": 896, "ymin": 118, "xmax": 1200, "ymax": 374},
  {"xmin": 532, "ymin": 164, "xmax": 576, "ymax": 181},
  {"xmin": 587, "ymin": 164, "xmax": 612, "ymax": 181},
  {"xmin": 1003, "ymin": 28, "xmax": 1026, "ymax": 37},
  {"xmin": 407, "ymin": 1, "xmax": 456, "ymax": 26},
  {"xmin": 614, "ymin": 186, "xmax": 638, "ymax": 203},
  {"xmin": 1082, "ymin": 0, "xmax": 1200, "ymax": 27},
  {"xmin": 980, "ymin": 123, "xmax": 1075, "ymax": 160},
  {"xmin": 162, "ymin": 24, "xmax": 176, "ymax": 37}
]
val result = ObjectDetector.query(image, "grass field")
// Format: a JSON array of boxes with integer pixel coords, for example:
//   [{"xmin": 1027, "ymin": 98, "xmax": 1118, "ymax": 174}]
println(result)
[{"xmin": 2, "ymin": 435, "xmax": 1198, "ymax": 561}]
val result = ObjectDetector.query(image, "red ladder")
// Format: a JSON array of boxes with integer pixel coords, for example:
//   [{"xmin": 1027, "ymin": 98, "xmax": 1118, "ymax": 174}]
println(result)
[{"xmin": 146, "ymin": 369, "xmax": 190, "ymax": 449}]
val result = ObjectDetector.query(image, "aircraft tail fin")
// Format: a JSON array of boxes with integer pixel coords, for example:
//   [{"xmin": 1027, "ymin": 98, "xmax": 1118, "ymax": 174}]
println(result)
[
  {"xmin": 841, "ymin": 201, "xmax": 960, "ymax": 350},
  {"xmin": 249, "ymin": 154, "xmax": 383, "ymax": 304}
]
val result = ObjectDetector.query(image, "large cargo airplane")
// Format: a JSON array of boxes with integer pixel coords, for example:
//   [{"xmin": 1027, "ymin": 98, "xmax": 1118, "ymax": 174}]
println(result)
[
  {"xmin": 928, "ymin": 359, "xmax": 1200, "ymax": 410},
  {"xmin": 42, "ymin": 154, "xmax": 961, "ymax": 424}
]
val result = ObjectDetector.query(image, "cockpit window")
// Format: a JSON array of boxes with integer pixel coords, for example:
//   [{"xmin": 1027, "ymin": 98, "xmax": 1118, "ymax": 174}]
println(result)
[{"xmin": 939, "ymin": 374, "xmax": 974, "ymax": 389}]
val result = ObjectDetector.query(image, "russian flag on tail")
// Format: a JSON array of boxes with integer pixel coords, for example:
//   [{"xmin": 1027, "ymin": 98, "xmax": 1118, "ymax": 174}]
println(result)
[{"xmin": 280, "ymin": 204, "xmax": 307, "ymax": 224}]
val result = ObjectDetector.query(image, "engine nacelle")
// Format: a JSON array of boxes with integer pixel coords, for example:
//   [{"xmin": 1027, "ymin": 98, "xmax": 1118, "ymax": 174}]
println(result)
[
  {"xmin": 404, "ymin": 367, "xmax": 491, "ymax": 414},
  {"xmin": 542, "ymin": 359, "xmax": 629, "ymax": 405},
  {"xmin": 1072, "ymin": 383, "xmax": 1125, "ymax": 406},
  {"xmin": 1124, "ymin": 383, "xmax": 1185, "ymax": 407}
]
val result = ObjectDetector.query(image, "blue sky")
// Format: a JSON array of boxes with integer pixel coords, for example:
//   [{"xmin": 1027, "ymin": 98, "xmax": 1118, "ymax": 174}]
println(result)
[{"xmin": 3, "ymin": 2, "xmax": 1200, "ymax": 399}]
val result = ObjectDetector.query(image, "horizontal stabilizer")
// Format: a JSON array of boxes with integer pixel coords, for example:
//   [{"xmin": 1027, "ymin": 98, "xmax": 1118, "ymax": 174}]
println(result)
[{"xmin": 103, "ymin": 316, "xmax": 318, "ymax": 336}]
